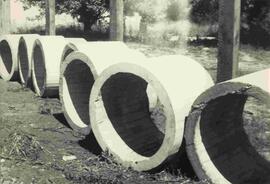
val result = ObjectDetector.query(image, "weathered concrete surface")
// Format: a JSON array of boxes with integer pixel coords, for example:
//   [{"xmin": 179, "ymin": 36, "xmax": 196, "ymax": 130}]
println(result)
[
  {"xmin": 31, "ymin": 36, "xmax": 67, "ymax": 97},
  {"xmin": 185, "ymin": 69, "xmax": 270, "ymax": 184},
  {"xmin": 18, "ymin": 34, "xmax": 40, "ymax": 87},
  {"xmin": 0, "ymin": 34, "xmax": 22, "ymax": 81},
  {"xmin": 59, "ymin": 42, "xmax": 146, "ymax": 135},
  {"xmin": 90, "ymin": 55, "xmax": 214, "ymax": 171},
  {"xmin": 31, "ymin": 37, "xmax": 86, "ymax": 97}
]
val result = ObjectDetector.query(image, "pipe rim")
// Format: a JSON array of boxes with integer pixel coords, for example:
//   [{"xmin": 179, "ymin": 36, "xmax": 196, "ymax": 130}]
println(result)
[
  {"xmin": 90, "ymin": 63, "xmax": 176, "ymax": 171},
  {"xmin": 185, "ymin": 82, "xmax": 270, "ymax": 183},
  {"xmin": 59, "ymin": 51, "xmax": 98, "ymax": 135},
  {"xmin": 61, "ymin": 43, "xmax": 78, "ymax": 63},
  {"xmin": 32, "ymin": 40, "xmax": 46, "ymax": 96},
  {"xmin": 18, "ymin": 37, "xmax": 29, "ymax": 85},
  {"xmin": 0, "ymin": 37, "xmax": 17, "ymax": 81}
]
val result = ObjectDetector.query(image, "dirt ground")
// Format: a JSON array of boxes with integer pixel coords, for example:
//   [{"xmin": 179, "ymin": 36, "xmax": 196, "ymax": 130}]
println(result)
[
  {"xmin": 1, "ymin": 78, "xmax": 210, "ymax": 183},
  {"xmin": 0, "ymin": 43, "xmax": 269, "ymax": 183}
]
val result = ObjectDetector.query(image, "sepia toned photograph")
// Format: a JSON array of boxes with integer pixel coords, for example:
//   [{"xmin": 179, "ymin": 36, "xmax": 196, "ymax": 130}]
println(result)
[{"xmin": 0, "ymin": 0, "xmax": 269, "ymax": 183}]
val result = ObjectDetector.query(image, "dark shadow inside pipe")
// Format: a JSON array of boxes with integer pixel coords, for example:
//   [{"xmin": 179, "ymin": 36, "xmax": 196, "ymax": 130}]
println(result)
[
  {"xmin": 63, "ymin": 59, "xmax": 95, "ymax": 126},
  {"xmin": 200, "ymin": 94, "xmax": 270, "ymax": 184},
  {"xmin": 0, "ymin": 40, "xmax": 12, "ymax": 74},
  {"xmin": 18, "ymin": 40, "xmax": 29, "ymax": 83},
  {"xmin": 33, "ymin": 44, "xmax": 46, "ymax": 91},
  {"xmin": 101, "ymin": 73, "xmax": 164, "ymax": 157}
]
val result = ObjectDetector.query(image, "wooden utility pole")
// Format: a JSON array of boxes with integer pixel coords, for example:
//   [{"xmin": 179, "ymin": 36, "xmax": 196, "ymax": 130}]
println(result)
[
  {"xmin": 110, "ymin": 0, "xmax": 124, "ymax": 41},
  {"xmin": 45, "ymin": 0, "xmax": 56, "ymax": 35},
  {"xmin": 0, "ymin": 0, "xmax": 11, "ymax": 34},
  {"xmin": 217, "ymin": 0, "xmax": 241, "ymax": 82}
]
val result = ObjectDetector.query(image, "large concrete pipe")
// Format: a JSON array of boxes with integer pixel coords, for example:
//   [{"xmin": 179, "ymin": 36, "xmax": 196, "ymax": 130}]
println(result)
[
  {"xmin": 18, "ymin": 34, "xmax": 40, "ymax": 87},
  {"xmin": 59, "ymin": 42, "xmax": 146, "ymax": 135},
  {"xmin": 89, "ymin": 55, "xmax": 214, "ymax": 171},
  {"xmin": 31, "ymin": 37, "xmax": 85, "ymax": 97},
  {"xmin": 185, "ymin": 69, "xmax": 270, "ymax": 184},
  {"xmin": 0, "ymin": 34, "xmax": 22, "ymax": 81},
  {"xmin": 61, "ymin": 41, "xmax": 144, "ymax": 63}
]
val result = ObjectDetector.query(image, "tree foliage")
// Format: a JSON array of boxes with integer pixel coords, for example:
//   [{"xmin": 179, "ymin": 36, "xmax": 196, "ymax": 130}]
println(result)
[
  {"xmin": 124, "ymin": 0, "xmax": 168, "ymax": 23},
  {"xmin": 21, "ymin": 0, "xmax": 109, "ymax": 31},
  {"xmin": 190, "ymin": 0, "xmax": 270, "ymax": 46}
]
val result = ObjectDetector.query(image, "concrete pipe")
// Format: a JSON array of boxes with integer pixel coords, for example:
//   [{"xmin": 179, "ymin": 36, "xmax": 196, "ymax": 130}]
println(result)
[
  {"xmin": 59, "ymin": 42, "xmax": 146, "ymax": 135},
  {"xmin": 89, "ymin": 55, "xmax": 214, "ymax": 171},
  {"xmin": 185, "ymin": 69, "xmax": 270, "ymax": 184},
  {"xmin": 61, "ymin": 38, "xmax": 87, "ymax": 62},
  {"xmin": 18, "ymin": 34, "xmax": 40, "ymax": 87},
  {"xmin": 0, "ymin": 34, "xmax": 22, "ymax": 81},
  {"xmin": 32, "ymin": 37, "xmax": 85, "ymax": 97}
]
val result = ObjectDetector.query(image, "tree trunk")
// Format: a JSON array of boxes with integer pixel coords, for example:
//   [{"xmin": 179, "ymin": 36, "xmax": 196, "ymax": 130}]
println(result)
[
  {"xmin": 45, "ymin": 0, "xmax": 56, "ymax": 35},
  {"xmin": 0, "ymin": 0, "xmax": 11, "ymax": 34},
  {"xmin": 110, "ymin": 0, "xmax": 124, "ymax": 41},
  {"xmin": 217, "ymin": 0, "xmax": 241, "ymax": 82},
  {"xmin": 83, "ymin": 20, "xmax": 92, "ymax": 32},
  {"xmin": 139, "ymin": 17, "xmax": 148, "ymax": 43}
]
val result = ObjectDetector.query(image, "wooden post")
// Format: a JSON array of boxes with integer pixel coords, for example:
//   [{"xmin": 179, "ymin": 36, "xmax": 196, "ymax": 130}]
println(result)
[
  {"xmin": 110, "ymin": 0, "xmax": 124, "ymax": 41},
  {"xmin": 0, "ymin": 0, "xmax": 11, "ymax": 34},
  {"xmin": 217, "ymin": 0, "xmax": 241, "ymax": 82},
  {"xmin": 45, "ymin": 0, "xmax": 56, "ymax": 35}
]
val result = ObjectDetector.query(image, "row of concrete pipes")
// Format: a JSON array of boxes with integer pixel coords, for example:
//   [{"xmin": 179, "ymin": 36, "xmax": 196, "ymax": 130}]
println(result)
[{"xmin": 0, "ymin": 34, "xmax": 269, "ymax": 184}]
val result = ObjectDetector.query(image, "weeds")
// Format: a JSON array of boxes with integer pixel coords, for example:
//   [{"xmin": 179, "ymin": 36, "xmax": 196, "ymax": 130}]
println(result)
[{"xmin": 1, "ymin": 131, "xmax": 44, "ymax": 161}]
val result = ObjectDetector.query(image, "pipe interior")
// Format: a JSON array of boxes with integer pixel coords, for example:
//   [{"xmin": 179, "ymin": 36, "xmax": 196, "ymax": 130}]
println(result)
[
  {"xmin": 33, "ymin": 44, "xmax": 46, "ymax": 91},
  {"xmin": 243, "ymin": 96, "xmax": 270, "ymax": 162},
  {"xmin": 63, "ymin": 59, "xmax": 95, "ymax": 125},
  {"xmin": 0, "ymin": 40, "xmax": 12, "ymax": 75},
  {"xmin": 101, "ymin": 73, "xmax": 165, "ymax": 157},
  {"xmin": 18, "ymin": 40, "xmax": 29, "ymax": 82},
  {"xmin": 199, "ymin": 93, "xmax": 270, "ymax": 183}
]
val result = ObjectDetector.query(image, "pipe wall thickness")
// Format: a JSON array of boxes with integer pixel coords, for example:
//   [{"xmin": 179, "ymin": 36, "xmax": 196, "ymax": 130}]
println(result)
[
  {"xmin": 185, "ymin": 69, "xmax": 270, "ymax": 184},
  {"xmin": 18, "ymin": 34, "xmax": 40, "ymax": 86},
  {"xmin": 0, "ymin": 34, "xmax": 22, "ymax": 81},
  {"xmin": 89, "ymin": 55, "xmax": 214, "ymax": 171},
  {"xmin": 59, "ymin": 42, "xmax": 146, "ymax": 135},
  {"xmin": 32, "ymin": 37, "xmax": 85, "ymax": 97}
]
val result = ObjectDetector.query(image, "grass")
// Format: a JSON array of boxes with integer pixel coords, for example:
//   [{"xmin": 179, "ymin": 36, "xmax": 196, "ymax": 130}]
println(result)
[{"xmin": 1, "ymin": 131, "xmax": 44, "ymax": 161}]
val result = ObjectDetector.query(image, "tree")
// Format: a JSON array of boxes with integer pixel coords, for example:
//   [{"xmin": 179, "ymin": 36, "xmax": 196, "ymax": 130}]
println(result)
[
  {"xmin": 124, "ymin": 0, "xmax": 167, "ymax": 24},
  {"xmin": 21, "ymin": 0, "xmax": 110, "ymax": 32},
  {"xmin": 166, "ymin": 0, "xmax": 190, "ymax": 22},
  {"xmin": 190, "ymin": 0, "xmax": 218, "ymax": 25},
  {"xmin": 190, "ymin": 0, "xmax": 270, "ymax": 46}
]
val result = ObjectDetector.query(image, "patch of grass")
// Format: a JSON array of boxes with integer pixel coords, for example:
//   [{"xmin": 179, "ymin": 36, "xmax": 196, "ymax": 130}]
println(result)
[{"xmin": 1, "ymin": 131, "xmax": 44, "ymax": 161}]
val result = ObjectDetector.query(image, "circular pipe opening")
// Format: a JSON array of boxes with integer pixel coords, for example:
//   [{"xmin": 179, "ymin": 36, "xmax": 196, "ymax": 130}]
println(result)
[
  {"xmin": 18, "ymin": 39, "xmax": 29, "ymax": 84},
  {"xmin": 100, "ymin": 73, "xmax": 165, "ymax": 157},
  {"xmin": 32, "ymin": 44, "xmax": 46, "ymax": 94},
  {"xmin": 187, "ymin": 85, "xmax": 270, "ymax": 183},
  {"xmin": 62, "ymin": 59, "xmax": 95, "ymax": 128},
  {"xmin": 0, "ymin": 40, "xmax": 12, "ymax": 78}
]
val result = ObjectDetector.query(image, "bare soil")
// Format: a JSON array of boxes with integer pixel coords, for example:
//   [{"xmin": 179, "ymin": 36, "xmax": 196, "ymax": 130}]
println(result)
[
  {"xmin": 0, "ymin": 43, "xmax": 269, "ymax": 183},
  {"xmin": 0, "ymin": 81, "xmax": 200, "ymax": 183}
]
